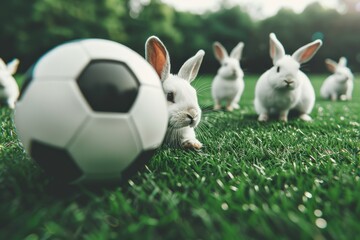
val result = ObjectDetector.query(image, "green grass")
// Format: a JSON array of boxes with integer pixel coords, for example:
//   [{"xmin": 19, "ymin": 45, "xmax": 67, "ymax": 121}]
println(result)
[{"xmin": 1, "ymin": 74, "xmax": 359, "ymax": 240}]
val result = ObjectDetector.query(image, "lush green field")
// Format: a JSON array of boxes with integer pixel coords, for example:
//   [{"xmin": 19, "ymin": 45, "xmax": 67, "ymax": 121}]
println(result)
[{"xmin": 0, "ymin": 74, "xmax": 359, "ymax": 240}]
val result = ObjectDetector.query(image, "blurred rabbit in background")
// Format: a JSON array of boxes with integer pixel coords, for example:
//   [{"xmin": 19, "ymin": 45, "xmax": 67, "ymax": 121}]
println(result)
[
  {"xmin": 211, "ymin": 41, "xmax": 245, "ymax": 111},
  {"xmin": 0, "ymin": 58, "xmax": 20, "ymax": 109},
  {"xmin": 320, "ymin": 57, "xmax": 354, "ymax": 101}
]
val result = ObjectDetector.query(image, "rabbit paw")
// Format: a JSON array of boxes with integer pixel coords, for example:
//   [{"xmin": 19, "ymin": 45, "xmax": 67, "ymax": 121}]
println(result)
[
  {"xmin": 214, "ymin": 104, "xmax": 221, "ymax": 110},
  {"xmin": 182, "ymin": 139, "xmax": 203, "ymax": 150},
  {"xmin": 7, "ymin": 100, "xmax": 15, "ymax": 109},
  {"xmin": 299, "ymin": 114, "xmax": 312, "ymax": 122},
  {"xmin": 258, "ymin": 113, "xmax": 269, "ymax": 122},
  {"xmin": 340, "ymin": 95, "xmax": 348, "ymax": 101},
  {"xmin": 232, "ymin": 103, "xmax": 240, "ymax": 109},
  {"xmin": 331, "ymin": 94, "xmax": 338, "ymax": 101},
  {"xmin": 226, "ymin": 105, "xmax": 234, "ymax": 112},
  {"xmin": 279, "ymin": 115, "xmax": 288, "ymax": 122}
]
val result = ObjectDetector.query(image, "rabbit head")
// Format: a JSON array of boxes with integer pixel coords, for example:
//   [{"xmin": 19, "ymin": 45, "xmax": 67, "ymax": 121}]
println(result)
[
  {"xmin": 213, "ymin": 42, "xmax": 244, "ymax": 80},
  {"xmin": 325, "ymin": 57, "xmax": 353, "ymax": 83},
  {"xmin": 0, "ymin": 58, "xmax": 19, "ymax": 88},
  {"xmin": 0, "ymin": 58, "xmax": 20, "ymax": 108},
  {"xmin": 145, "ymin": 36, "xmax": 204, "ymax": 130},
  {"xmin": 267, "ymin": 33, "xmax": 322, "ymax": 90}
]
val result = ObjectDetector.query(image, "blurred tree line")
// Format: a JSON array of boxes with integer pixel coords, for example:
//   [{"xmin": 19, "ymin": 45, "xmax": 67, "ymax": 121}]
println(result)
[{"xmin": 0, "ymin": 0, "xmax": 359, "ymax": 74}]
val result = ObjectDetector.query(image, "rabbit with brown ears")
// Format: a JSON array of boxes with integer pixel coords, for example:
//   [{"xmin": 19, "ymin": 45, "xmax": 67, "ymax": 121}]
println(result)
[
  {"xmin": 0, "ymin": 58, "xmax": 20, "ymax": 109},
  {"xmin": 320, "ymin": 57, "xmax": 354, "ymax": 101},
  {"xmin": 254, "ymin": 33, "xmax": 322, "ymax": 122},
  {"xmin": 145, "ymin": 36, "xmax": 205, "ymax": 150},
  {"xmin": 211, "ymin": 41, "xmax": 245, "ymax": 111}
]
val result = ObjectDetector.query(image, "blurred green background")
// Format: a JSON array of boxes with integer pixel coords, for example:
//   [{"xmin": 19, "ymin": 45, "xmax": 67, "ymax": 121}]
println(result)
[
  {"xmin": 0, "ymin": 0, "xmax": 359, "ymax": 74},
  {"xmin": 1, "ymin": 1, "xmax": 360, "ymax": 239}
]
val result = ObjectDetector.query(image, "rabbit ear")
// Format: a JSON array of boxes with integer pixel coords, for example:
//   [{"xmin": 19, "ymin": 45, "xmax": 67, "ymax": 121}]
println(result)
[
  {"xmin": 325, "ymin": 58, "xmax": 337, "ymax": 73},
  {"xmin": 145, "ymin": 36, "xmax": 170, "ymax": 81},
  {"xmin": 230, "ymin": 42, "xmax": 244, "ymax": 60},
  {"xmin": 178, "ymin": 50, "xmax": 205, "ymax": 83},
  {"xmin": 213, "ymin": 42, "xmax": 228, "ymax": 62},
  {"xmin": 7, "ymin": 58, "xmax": 20, "ymax": 75},
  {"xmin": 269, "ymin": 33, "xmax": 285, "ymax": 64},
  {"xmin": 292, "ymin": 39, "xmax": 322, "ymax": 64},
  {"xmin": 0, "ymin": 58, "xmax": 7, "ymax": 70},
  {"xmin": 338, "ymin": 57, "xmax": 347, "ymax": 67}
]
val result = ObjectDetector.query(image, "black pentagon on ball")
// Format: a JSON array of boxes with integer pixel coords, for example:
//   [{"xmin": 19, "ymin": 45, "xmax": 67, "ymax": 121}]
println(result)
[
  {"xmin": 77, "ymin": 60, "xmax": 139, "ymax": 113},
  {"xmin": 30, "ymin": 140, "xmax": 83, "ymax": 182}
]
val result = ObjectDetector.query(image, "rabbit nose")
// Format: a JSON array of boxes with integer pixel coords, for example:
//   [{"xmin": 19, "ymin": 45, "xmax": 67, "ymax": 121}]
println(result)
[
  {"xmin": 186, "ymin": 113, "xmax": 199, "ymax": 126},
  {"xmin": 186, "ymin": 114, "xmax": 194, "ymax": 124},
  {"xmin": 187, "ymin": 108, "xmax": 198, "ymax": 124},
  {"xmin": 284, "ymin": 80, "xmax": 294, "ymax": 84}
]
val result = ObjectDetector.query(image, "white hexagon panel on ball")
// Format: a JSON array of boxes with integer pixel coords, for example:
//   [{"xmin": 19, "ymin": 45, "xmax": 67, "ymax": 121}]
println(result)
[
  {"xmin": 14, "ymin": 80, "xmax": 90, "ymax": 151},
  {"xmin": 32, "ymin": 41, "xmax": 90, "ymax": 79},
  {"xmin": 68, "ymin": 114, "xmax": 142, "ymax": 182}
]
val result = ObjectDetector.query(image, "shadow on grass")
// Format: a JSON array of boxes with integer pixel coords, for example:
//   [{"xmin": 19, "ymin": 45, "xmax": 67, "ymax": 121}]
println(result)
[
  {"xmin": 40, "ymin": 170, "xmax": 145, "ymax": 202},
  {"xmin": 0, "ymin": 158, "xmax": 139, "ymax": 206}
]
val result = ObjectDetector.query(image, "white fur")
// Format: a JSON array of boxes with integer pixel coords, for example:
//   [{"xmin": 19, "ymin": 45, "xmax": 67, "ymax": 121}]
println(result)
[
  {"xmin": 254, "ymin": 33, "xmax": 322, "ymax": 122},
  {"xmin": 0, "ymin": 58, "xmax": 20, "ymax": 109},
  {"xmin": 211, "ymin": 42, "xmax": 245, "ymax": 111},
  {"xmin": 320, "ymin": 57, "xmax": 354, "ymax": 101},
  {"xmin": 145, "ymin": 36, "xmax": 204, "ymax": 150}
]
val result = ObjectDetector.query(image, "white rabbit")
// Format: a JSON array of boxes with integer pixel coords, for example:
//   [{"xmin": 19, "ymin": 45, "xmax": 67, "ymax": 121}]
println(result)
[
  {"xmin": 145, "ymin": 36, "xmax": 204, "ymax": 150},
  {"xmin": 211, "ymin": 41, "xmax": 245, "ymax": 111},
  {"xmin": 254, "ymin": 33, "xmax": 322, "ymax": 122},
  {"xmin": 320, "ymin": 57, "xmax": 354, "ymax": 101},
  {"xmin": 0, "ymin": 58, "xmax": 20, "ymax": 109}
]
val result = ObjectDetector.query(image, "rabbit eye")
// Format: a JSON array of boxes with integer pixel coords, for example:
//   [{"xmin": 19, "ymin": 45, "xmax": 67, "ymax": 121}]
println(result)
[
  {"xmin": 276, "ymin": 66, "xmax": 280, "ymax": 73},
  {"xmin": 167, "ymin": 92, "xmax": 175, "ymax": 103}
]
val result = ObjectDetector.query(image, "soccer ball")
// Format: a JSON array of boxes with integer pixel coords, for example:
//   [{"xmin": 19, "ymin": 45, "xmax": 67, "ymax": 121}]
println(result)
[{"xmin": 14, "ymin": 39, "xmax": 168, "ymax": 183}]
